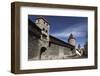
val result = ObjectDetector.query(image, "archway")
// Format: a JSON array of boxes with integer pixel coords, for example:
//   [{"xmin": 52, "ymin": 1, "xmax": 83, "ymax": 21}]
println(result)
[{"xmin": 40, "ymin": 47, "xmax": 47, "ymax": 59}]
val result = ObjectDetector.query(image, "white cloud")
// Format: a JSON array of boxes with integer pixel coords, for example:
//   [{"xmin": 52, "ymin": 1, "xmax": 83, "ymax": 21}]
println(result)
[
  {"xmin": 51, "ymin": 31, "xmax": 83, "ymax": 38},
  {"xmin": 51, "ymin": 23, "xmax": 87, "ymax": 38}
]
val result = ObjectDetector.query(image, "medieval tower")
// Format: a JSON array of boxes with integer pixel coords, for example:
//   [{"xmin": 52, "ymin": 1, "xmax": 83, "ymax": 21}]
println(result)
[
  {"xmin": 35, "ymin": 16, "xmax": 50, "ymax": 59},
  {"xmin": 68, "ymin": 33, "xmax": 76, "ymax": 46}
]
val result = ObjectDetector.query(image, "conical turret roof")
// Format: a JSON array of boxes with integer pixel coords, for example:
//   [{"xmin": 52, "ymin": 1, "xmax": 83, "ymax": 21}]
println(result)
[{"xmin": 68, "ymin": 33, "xmax": 75, "ymax": 41}]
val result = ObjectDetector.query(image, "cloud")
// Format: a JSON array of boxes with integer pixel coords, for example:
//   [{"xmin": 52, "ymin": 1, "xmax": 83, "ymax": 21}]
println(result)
[
  {"xmin": 50, "ymin": 23, "xmax": 87, "ymax": 38},
  {"xmin": 51, "ymin": 31, "xmax": 83, "ymax": 38}
]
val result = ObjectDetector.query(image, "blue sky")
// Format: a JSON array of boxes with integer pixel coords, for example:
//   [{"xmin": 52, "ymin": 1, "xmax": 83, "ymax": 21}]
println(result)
[{"xmin": 29, "ymin": 15, "xmax": 88, "ymax": 48}]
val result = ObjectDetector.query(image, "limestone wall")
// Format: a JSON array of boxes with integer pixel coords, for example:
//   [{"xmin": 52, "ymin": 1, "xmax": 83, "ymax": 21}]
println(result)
[
  {"xmin": 28, "ymin": 34, "xmax": 75, "ymax": 60},
  {"xmin": 28, "ymin": 35, "xmax": 40, "ymax": 60},
  {"xmin": 47, "ymin": 43, "xmax": 74, "ymax": 59}
]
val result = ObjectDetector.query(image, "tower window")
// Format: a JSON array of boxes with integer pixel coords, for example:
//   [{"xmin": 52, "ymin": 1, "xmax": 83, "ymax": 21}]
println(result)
[
  {"xmin": 42, "ymin": 34, "xmax": 47, "ymax": 40},
  {"xmin": 46, "ymin": 30, "xmax": 48, "ymax": 33},
  {"xmin": 44, "ymin": 21, "xmax": 45, "ymax": 24},
  {"xmin": 43, "ymin": 28, "xmax": 45, "ymax": 31}
]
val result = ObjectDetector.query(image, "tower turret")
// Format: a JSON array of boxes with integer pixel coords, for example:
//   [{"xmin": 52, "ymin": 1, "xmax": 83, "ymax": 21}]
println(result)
[
  {"xmin": 68, "ymin": 33, "xmax": 76, "ymax": 46},
  {"xmin": 35, "ymin": 16, "xmax": 50, "ymax": 42},
  {"xmin": 34, "ymin": 16, "xmax": 50, "ymax": 57}
]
